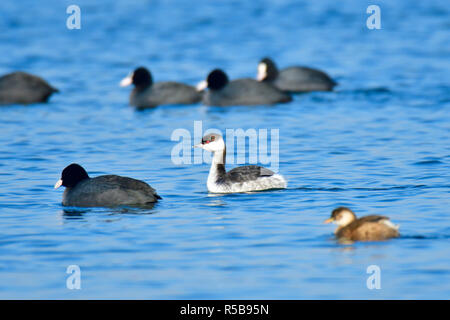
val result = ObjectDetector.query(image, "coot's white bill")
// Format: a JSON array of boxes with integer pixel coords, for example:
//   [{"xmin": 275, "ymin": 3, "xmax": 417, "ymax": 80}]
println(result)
[
  {"xmin": 196, "ymin": 80, "xmax": 208, "ymax": 91},
  {"xmin": 256, "ymin": 62, "xmax": 267, "ymax": 81},
  {"xmin": 54, "ymin": 179, "xmax": 63, "ymax": 189},
  {"xmin": 120, "ymin": 73, "xmax": 133, "ymax": 87}
]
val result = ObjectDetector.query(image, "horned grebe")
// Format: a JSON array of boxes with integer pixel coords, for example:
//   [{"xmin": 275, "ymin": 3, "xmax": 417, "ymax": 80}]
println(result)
[
  {"xmin": 120, "ymin": 67, "xmax": 202, "ymax": 109},
  {"xmin": 257, "ymin": 57, "xmax": 337, "ymax": 93},
  {"xmin": 324, "ymin": 207, "xmax": 400, "ymax": 242},
  {"xmin": 196, "ymin": 69, "xmax": 292, "ymax": 106},
  {"xmin": 194, "ymin": 133, "xmax": 287, "ymax": 193},
  {"xmin": 54, "ymin": 163, "xmax": 161, "ymax": 207}
]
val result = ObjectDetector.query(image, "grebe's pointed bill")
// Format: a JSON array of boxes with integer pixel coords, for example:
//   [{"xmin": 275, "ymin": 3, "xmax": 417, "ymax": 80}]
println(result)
[
  {"xmin": 193, "ymin": 143, "xmax": 204, "ymax": 149},
  {"xmin": 324, "ymin": 217, "xmax": 334, "ymax": 224},
  {"xmin": 120, "ymin": 73, "xmax": 133, "ymax": 87},
  {"xmin": 54, "ymin": 179, "xmax": 63, "ymax": 189},
  {"xmin": 196, "ymin": 80, "xmax": 208, "ymax": 91},
  {"xmin": 256, "ymin": 62, "xmax": 267, "ymax": 81}
]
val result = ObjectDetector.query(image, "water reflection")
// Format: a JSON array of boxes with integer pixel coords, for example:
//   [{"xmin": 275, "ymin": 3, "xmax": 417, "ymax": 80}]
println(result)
[{"xmin": 60, "ymin": 203, "xmax": 157, "ymax": 221}]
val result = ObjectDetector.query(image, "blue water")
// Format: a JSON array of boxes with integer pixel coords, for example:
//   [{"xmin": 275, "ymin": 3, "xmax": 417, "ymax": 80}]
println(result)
[{"xmin": 0, "ymin": 0, "xmax": 449, "ymax": 299}]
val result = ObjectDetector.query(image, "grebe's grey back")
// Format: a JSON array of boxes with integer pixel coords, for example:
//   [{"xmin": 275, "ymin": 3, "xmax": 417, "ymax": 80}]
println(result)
[{"xmin": 194, "ymin": 133, "xmax": 287, "ymax": 193}]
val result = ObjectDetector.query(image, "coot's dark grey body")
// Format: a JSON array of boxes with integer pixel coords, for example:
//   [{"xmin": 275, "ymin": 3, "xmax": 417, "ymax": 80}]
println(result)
[
  {"xmin": 0, "ymin": 71, "xmax": 58, "ymax": 105},
  {"xmin": 272, "ymin": 67, "xmax": 336, "ymax": 92},
  {"xmin": 130, "ymin": 82, "xmax": 202, "ymax": 109},
  {"xmin": 258, "ymin": 58, "xmax": 336, "ymax": 93},
  {"xmin": 55, "ymin": 164, "xmax": 161, "ymax": 207},
  {"xmin": 202, "ymin": 76, "xmax": 292, "ymax": 106},
  {"xmin": 63, "ymin": 175, "xmax": 161, "ymax": 207},
  {"xmin": 121, "ymin": 67, "xmax": 201, "ymax": 109}
]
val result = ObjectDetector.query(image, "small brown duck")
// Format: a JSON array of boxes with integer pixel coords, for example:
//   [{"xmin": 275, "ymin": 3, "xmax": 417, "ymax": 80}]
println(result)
[{"xmin": 324, "ymin": 207, "xmax": 400, "ymax": 242}]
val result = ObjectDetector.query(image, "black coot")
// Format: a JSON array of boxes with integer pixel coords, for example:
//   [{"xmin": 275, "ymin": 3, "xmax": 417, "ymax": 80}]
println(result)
[
  {"xmin": 198, "ymin": 69, "xmax": 292, "ymax": 106},
  {"xmin": 257, "ymin": 57, "xmax": 337, "ymax": 92},
  {"xmin": 120, "ymin": 67, "xmax": 202, "ymax": 109},
  {"xmin": 54, "ymin": 163, "xmax": 161, "ymax": 207},
  {"xmin": 0, "ymin": 71, "xmax": 58, "ymax": 105}
]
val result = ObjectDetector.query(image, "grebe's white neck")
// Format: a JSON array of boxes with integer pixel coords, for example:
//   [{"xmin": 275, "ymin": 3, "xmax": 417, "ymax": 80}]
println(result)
[{"xmin": 207, "ymin": 149, "xmax": 226, "ymax": 190}]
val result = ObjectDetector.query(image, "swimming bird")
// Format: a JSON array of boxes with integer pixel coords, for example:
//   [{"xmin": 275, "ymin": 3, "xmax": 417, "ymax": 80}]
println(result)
[
  {"xmin": 194, "ymin": 133, "xmax": 287, "ymax": 193},
  {"xmin": 257, "ymin": 57, "xmax": 336, "ymax": 92},
  {"xmin": 120, "ymin": 66, "xmax": 202, "ymax": 109},
  {"xmin": 0, "ymin": 71, "xmax": 58, "ymax": 105},
  {"xmin": 324, "ymin": 207, "xmax": 400, "ymax": 242},
  {"xmin": 54, "ymin": 163, "xmax": 161, "ymax": 207},
  {"xmin": 197, "ymin": 69, "xmax": 292, "ymax": 106}
]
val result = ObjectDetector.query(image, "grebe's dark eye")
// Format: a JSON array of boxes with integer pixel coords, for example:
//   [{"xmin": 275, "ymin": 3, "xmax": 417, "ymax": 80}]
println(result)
[{"xmin": 205, "ymin": 140, "xmax": 210, "ymax": 144}]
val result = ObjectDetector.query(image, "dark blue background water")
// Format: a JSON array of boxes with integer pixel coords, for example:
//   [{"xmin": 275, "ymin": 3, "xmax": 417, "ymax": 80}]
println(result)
[{"xmin": 0, "ymin": 0, "xmax": 449, "ymax": 299}]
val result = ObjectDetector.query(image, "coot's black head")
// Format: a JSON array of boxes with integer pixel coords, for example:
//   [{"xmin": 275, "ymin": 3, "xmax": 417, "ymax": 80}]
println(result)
[
  {"xmin": 257, "ymin": 57, "xmax": 279, "ymax": 82},
  {"xmin": 133, "ymin": 67, "xmax": 153, "ymax": 87},
  {"xmin": 55, "ymin": 163, "xmax": 90, "ymax": 189},
  {"xmin": 206, "ymin": 69, "xmax": 229, "ymax": 90},
  {"xmin": 120, "ymin": 67, "xmax": 153, "ymax": 89}
]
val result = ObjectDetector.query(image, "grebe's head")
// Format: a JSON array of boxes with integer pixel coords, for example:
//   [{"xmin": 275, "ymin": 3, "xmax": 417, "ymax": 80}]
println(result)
[
  {"xmin": 54, "ymin": 163, "xmax": 90, "ymax": 189},
  {"xmin": 193, "ymin": 133, "xmax": 225, "ymax": 153},
  {"xmin": 257, "ymin": 57, "xmax": 278, "ymax": 82},
  {"xmin": 324, "ymin": 207, "xmax": 357, "ymax": 227}
]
